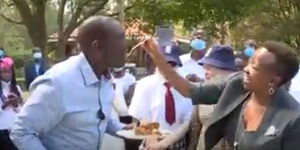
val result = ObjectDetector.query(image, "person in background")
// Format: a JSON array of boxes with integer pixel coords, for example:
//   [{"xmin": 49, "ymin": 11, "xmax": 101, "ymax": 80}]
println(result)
[
  {"xmin": 234, "ymin": 54, "xmax": 248, "ymax": 71},
  {"xmin": 112, "ymin": 66, "xmax": 136, "ymax": 105},
  {"xmin": 0, "ymin": 47, "xmax": 5, "ymax": 59},
  {"xmin": 188, "ymin": 45, "xmax": 236, "ymax": 150},
  {"xmin": 10, "ymin": 16, "xmax": 132, "ymax": 150},
  {"xmin": 243, "ymin": 39, "xmax": 257, "ymax": 59},
  {"xmin": 289, "ymin": 65, "xmax": 300, "ymax": 102},
  {"xmin": 0, "ymin": 57, "xmax": 23, "ymax": 150},
  {"xmin": 130, "ymin": 45, "xmax": 193, "ymax": 150},
  {"xmin": 180, "ymin": 29, "xmax": 206, "ymax": 80},
  {"xmin": 143, "ymin": 39, "xmax": 300, "ymax": 150},
  {"xmin": 24, "ymin": 47, "xmax": 45, "ymax": 90},
  {"xmin": 101, "ymin": 66, "xmax": 137, "ymax": 150}
]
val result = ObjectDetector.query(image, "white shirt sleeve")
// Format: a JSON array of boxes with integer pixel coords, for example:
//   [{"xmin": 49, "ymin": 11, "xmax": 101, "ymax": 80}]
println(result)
[
  {"xmin": 128, "ymin": 80, "xmax": 152, "ymax": 121},
  {"xmin": 112, "ymin": 83, "xmax": 129, "ymax": 116}
]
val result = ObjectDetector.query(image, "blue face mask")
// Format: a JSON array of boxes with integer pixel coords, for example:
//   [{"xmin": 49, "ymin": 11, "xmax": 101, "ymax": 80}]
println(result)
[
  {"xmin": 191, "ymin": 39, "xmax": 206, "ymax": 51},
  {"xmin": 244, "ymin": 46, "xmax": 255, "ymax": 57},
  {"xmin": 0, "ymin": 50, "xmax": 4, "ymax": 59}
]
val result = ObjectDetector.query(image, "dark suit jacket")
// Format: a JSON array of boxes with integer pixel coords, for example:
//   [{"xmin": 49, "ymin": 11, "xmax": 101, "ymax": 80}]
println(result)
[
  {"xmin": 24, "ymin": 61, "xmax": 45, "ymax": 90},
  {"xmin": 190, "ymin": 73, "xmax": 300, "ymax": 150}
]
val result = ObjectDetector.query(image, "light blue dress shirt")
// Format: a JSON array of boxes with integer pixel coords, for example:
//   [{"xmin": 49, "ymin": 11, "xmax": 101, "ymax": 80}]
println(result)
[
  {"xmin": 34, "ymin": 63, "xmax": 40, "ymax": 76},
  {"xmin": 10, "ymin": 53, "xmax": 124, "ymax": 150}
]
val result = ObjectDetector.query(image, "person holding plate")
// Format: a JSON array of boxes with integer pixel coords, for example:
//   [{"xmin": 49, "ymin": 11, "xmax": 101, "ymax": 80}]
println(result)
[
  {"xmin": 142, "ymin": 39, "xmax": 300, "ymax": 150},
  {"xmin": 129, "ymin": 44, "xmax": 193, "ymax": 150}
]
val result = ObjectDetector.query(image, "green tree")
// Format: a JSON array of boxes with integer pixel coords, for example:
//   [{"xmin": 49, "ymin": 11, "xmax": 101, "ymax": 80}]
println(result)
[
  {"xmin": 127, "ymin": 0, "xmax": 264, "ymax": 43},
  {"xmin": 0, "ymin": 0, "xmax": 132, "ymax": 63},
  {"xmin": 231, "ymin": 0, "xmax": 300, "ymax": 54}
]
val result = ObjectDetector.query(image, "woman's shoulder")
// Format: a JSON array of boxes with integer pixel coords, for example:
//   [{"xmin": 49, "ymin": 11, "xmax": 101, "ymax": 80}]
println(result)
[{"xmin": 276, "ymin": 88, "xmax": 300, "ymax": 118}]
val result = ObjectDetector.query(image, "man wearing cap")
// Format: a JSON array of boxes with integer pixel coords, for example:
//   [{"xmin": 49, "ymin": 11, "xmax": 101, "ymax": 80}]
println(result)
[
  {"xmin": 188, "ymin": 45, "xmax": 236, "ymax": 150},
  {"xmin": 129, "ymin": 45, "xmax": 193, "ymax": 150},
  {"xmin": 24, "ymin": 47, "xmax": 45, "ymax": 90},
  {"xmin": 180, "ymin": 30, "xmax": 206, "ymax": 81}
]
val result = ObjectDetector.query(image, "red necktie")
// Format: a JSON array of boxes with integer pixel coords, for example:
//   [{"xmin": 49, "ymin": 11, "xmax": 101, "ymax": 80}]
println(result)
[{"xmin": 164, "ymin": 82, "xmax": 176, "ymax": 125}]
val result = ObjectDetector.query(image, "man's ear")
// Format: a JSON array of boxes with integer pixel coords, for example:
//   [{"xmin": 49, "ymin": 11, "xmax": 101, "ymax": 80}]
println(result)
[{"xmin": 92, "ymin": 40, "xmax": 100, "ymax": 48}]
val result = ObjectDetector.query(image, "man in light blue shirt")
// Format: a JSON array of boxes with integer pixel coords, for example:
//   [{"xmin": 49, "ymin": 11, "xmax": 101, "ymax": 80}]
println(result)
[{"xmin": 10, "ymin": 16, "xmax": 128, "ymax": 150}]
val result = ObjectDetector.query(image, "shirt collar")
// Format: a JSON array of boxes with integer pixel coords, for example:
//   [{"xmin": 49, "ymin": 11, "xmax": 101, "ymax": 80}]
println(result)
[
  {"xmin": 1, "ymin": 80, "xmax": 11, "ymax": 88},
  {"xmin": 154, "ymin": 69, "xmax": 170, "ymax": 85},
  {"xmin": 78, "ymin": 52, "xmax": 100, "ymax": 86}
]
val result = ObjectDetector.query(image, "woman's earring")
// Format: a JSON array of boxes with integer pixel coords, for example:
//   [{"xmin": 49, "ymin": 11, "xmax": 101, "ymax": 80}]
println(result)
[{"xmin": 268, "ymin": 83, "xmax": 275, "ymax": 95}]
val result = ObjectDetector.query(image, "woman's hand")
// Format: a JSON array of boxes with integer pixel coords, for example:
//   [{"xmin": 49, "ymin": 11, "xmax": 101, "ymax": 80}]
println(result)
[
  {"xmin": 142, "ymin": 38, "xmax": 161, "ymax": 58},
  {"xmin": 145, "ymin": 135, "xmax": 171, "ymax": 150},
  {"xmin": 185, "ymin": 74, "xmax": 205, "ymax": 82}
]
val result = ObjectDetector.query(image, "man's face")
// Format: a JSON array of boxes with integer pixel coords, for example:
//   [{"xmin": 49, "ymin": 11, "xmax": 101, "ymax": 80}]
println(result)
[
  {"xmin": 102, "ymin": 31, "xmax": 126, "ymax": 68},
  {"xmin": 203, "ymin": 64, "xmax": 221, "ymax": 80},
  {"xmin": 33, "ymin": 52, "xmax": 42, "ymax": 62}
]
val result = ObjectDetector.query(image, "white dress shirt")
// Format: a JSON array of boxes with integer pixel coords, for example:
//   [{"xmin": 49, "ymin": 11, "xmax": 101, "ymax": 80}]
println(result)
[
  {"xmin": 10, "ymin": 53, "xmax": 124, "ymax": 150},
  {"xmin": 111, "ymin": 72, "xmax": 136, "ymax": 117},
  {"xmin": 0, "ymin": 81, "xmax": 22, "ymax": 130},
  {"xmin": 34, "ymin": 63, "xmax": 40, "ymax": 75},
  {"xmin": 179, "ymin": 53, "xmax": 205, "ymax": 79},
  {"xmin": 289, "ymin": 66, "xmax": 300, "ymax": 103},
  {"xmin": 129, "ymin": 70, "xmax": 193, "ymax": 132},
  {"xmin": 113, "ymin": 72, "xmax": 136, "ymax": 93}
]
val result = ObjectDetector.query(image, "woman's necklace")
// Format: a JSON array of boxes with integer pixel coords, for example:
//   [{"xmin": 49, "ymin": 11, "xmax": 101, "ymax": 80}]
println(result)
[{"xmin": 233, "ymin": 97, "xmax": 270, "ymax": 150}]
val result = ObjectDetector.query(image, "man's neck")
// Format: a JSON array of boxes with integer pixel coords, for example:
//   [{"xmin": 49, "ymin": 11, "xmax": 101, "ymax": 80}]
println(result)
[{"xmin": 190, "ymin": 51, "xmax": 203, "ymax": 61}]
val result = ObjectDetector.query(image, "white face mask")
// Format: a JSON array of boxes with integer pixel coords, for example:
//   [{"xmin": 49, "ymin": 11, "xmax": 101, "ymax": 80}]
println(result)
[{"xmin": 33, "ymin": 52, "xmax": 42, "ymax": 59}]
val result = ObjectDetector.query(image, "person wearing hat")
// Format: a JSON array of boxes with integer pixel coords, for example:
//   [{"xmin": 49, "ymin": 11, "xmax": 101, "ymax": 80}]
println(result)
[
  {"xmin": 188, "ymin": 45, "xmax": 236, "ymax": 150},
  {"xmin": 180, "ymin": 31, "xmax": 206, "ymax": 81},
  {"xmin": 129, "ymin": 45, "xmax": 193, "ymax": 150},
  {"xmin": 24, "ymin": 47, "xmax": 45, "ymax": 90}
]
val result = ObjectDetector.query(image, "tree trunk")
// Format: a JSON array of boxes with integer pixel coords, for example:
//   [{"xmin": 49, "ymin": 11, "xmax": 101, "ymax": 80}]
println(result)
[
  {"xmin": 219, "ymin": 22, "xmax": 227, "ymax": 44},
  {"xmin": 12, "ymin": 0, "xmax": 49, "ymax": 67},
  {"xmin": 117, "ymin": 0, "xmax": 125, "ymax": 25},
  {"xmin": 56, "ymin": 0, "xmax": 68, "ymax": 61}
]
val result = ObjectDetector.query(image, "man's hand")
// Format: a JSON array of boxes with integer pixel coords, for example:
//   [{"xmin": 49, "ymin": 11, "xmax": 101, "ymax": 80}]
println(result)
[
  {"xmin": 145, "ymin": 135, "xmax": 171, "ymax": 150},
  {"xmin": 122, "ymin": 123, "xmax": 136, "ymax": 130}
]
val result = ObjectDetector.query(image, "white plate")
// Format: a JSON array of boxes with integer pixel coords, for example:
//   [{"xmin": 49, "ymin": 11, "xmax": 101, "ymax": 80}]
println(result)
[{"xmin": 117, "ymin": 129, "xmax": 171, "ymax": 140}]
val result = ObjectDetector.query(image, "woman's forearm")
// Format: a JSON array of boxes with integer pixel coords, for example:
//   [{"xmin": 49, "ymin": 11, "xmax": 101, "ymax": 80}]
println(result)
[{"xmin": 152, "ymin": 52, "xmax": 192, "ymax": 97}]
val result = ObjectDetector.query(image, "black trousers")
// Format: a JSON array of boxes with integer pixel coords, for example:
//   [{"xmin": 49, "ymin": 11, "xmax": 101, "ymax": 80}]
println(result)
[{"xmin": 0, "ymin": 130, "xmax": 18, "ymax": 150}]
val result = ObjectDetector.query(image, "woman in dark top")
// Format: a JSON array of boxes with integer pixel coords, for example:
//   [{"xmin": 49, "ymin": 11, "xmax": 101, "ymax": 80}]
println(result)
[{"xmin": 143, "ymin": 40, "xmax": 300, "ymax": 150}]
